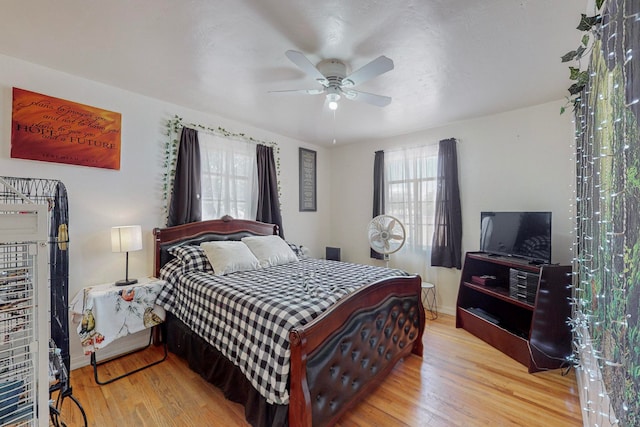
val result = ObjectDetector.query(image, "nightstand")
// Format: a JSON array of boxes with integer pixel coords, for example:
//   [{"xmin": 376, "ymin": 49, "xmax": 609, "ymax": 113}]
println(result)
[
  {"xmin": 421, "ymin": 282, "xmax": 438, "ymax": 320},
  {"xmin": 69, "ymin": 277, "xmax": 167, "ymax": 384}
]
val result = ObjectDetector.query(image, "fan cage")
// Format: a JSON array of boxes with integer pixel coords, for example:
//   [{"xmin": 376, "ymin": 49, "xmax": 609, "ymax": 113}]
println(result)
[{"xmin": 367, "ymin": 215, "xmax": 406, "ymax": 256}]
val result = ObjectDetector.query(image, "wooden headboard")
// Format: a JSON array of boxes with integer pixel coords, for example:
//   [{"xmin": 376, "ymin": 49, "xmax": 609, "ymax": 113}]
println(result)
[{"xmin": 153, "ymin": 216, "xmax": 278, "ymax": 277}]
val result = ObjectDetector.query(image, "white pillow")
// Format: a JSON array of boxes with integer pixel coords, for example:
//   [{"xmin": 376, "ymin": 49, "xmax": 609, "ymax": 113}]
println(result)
[
  {"xmin": 241, "ymin": 235, "xmax": 299, "ymax": 268},
  {"xmin": 200, "ymin": 241, "xmax": 261, "ymax": 276}
]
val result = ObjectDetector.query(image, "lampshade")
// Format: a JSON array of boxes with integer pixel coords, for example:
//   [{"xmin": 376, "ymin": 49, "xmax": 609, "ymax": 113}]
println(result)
[{"xmin": 111, "ymin": 225, "xmax": 143, "ymax": 253}]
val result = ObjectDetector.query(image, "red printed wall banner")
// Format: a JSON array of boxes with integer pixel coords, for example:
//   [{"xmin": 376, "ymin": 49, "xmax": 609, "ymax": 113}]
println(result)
[{"xmin": 11, "ymin": 88, "xmax": 122, "ymax": 170}]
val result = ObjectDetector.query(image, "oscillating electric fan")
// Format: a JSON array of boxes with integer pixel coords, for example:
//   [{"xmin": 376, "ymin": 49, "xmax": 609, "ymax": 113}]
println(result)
[{"xmin": 367, "ymin": 214, "xmax": 406, "ymax": 267}]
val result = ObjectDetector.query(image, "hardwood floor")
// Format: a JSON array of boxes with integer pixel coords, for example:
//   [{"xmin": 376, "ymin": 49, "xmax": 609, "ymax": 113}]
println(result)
[{"xmin": 59, "ymin": 314, "xmax": 583, "ymax": 426}]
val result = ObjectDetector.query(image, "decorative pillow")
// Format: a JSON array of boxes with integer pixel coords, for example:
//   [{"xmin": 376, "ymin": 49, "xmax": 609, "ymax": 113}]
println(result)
[
  {"xmin": 168, "ymin": 245, "xmax": 214, "ymax": 273},
  {"xmin": 158, "ymin": 257, "xmax": 183, "ymax": 283},
  {"xmin": 200, "ymin": 241, "xmax": 261, "ymax": 276},
  {"xmin": 242, "ymin": 235, "xmax": 299, "ymax": 268}
]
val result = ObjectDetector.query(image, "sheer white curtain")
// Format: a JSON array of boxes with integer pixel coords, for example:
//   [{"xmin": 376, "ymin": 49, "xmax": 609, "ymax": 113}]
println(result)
[
  {"xmin": 385, "ymin": 145, "xmax": 439, "ymax": 258},
  {"xmin": 198, "ymin": 131, "xmax": 257, "ymax": 220}
]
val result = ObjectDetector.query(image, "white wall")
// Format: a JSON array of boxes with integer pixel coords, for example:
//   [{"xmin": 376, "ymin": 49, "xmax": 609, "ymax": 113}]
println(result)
[
  {"xmin": 329, "ymin": 100, "xmax": 576, "ymax": 315},
  {"xmin": 0, "ymin": 52, "xmax": 576, "ymax": 368},
  {"xmin": 0, "ymin": 53, "xmax": 331, "ymax": 368}
]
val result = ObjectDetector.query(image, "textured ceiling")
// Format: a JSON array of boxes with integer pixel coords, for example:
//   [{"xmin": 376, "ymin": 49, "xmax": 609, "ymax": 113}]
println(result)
[{"xmin": 0, "ymin": 0, "xmax": 586, "ymax": 145}]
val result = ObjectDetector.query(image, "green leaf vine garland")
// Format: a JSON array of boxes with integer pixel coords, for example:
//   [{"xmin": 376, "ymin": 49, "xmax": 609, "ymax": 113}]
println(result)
[{"xmin": 560, "ymin": 0, "xmax": 605, "ymax": 114}]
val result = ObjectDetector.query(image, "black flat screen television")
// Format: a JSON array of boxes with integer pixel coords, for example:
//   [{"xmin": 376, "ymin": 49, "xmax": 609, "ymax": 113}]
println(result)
[{"xmin": 480, "ymin": 211, "xmax": 552, "ymax": 264}]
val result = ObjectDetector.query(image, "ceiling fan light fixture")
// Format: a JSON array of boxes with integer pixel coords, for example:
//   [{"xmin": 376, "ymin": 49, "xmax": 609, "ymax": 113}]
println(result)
[
  {"xmin": 327, "ymin": 92, "xmax": 340, "ymax": 110},
  {"xmin": 278, "ymin": 50, "xmax": 394, "ymax": 111}
]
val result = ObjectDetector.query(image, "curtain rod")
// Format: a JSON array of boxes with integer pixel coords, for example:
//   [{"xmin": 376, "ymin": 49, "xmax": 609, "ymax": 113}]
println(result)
[
  {"xmin": 180, "ymin": 123, "xmax": 277, "ymax": 147},
  {"xmin": 381, "ymin": 137, "xmax": 458, "ymax": 154}
]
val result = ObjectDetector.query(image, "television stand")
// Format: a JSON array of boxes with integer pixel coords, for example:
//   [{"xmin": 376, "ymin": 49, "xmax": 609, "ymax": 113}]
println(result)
[
  {"xmin": 456, "ymin": 252, "xmax": 572, "ymax": 372},
  {"xmin": 466, "ymin": 307, "xmax": 500, "ymax": 324}
]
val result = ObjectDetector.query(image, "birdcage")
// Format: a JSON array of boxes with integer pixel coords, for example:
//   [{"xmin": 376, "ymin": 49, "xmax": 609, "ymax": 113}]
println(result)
[
  {"xmin": 0, "ymin": 201, "xmax": 48, "ymax": 426},
  {"xmin": 0, "ymin": 177, "xmax": 85, "ymax": 426}
]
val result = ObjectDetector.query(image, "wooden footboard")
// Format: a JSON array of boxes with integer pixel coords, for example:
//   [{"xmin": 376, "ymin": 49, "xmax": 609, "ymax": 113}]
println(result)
[{"xmin": 289, "ymin": 275, "xmax": 425, "ymax": 427}]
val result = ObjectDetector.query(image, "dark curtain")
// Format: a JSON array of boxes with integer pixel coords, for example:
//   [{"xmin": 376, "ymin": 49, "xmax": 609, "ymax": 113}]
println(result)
[
  {"xmin": 371, "ymin": 150, "xmax": 385, "ymax": 259},
  {"xmin": 167, "ymin": 127, "xmax": 202, "ymax": 226},
  {"xmin": 431, "ymin": 138, "xmax": 462, "ymax": 269},
  {"xmin": 256, "ymin": 144, "xmax": 285, "ymax": 238},
  {"xmin": 50, "ymin": 182, "xmax": 70, "ymax": 376}
]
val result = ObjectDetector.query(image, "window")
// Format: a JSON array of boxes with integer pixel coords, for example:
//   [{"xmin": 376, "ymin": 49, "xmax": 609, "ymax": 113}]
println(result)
[
  {"xmin": 198, "ymin": 132, "xmax": 257, "ymax": 220},
  {"xmin": 385, "ymin": 145, "xmax": 439, "ymax": 251}
]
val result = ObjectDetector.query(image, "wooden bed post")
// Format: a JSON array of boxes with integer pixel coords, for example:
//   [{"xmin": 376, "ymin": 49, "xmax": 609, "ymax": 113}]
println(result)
[
  {"xmin": 412, "ymin": 293, "xmax": 426, "ymax": 357},
  {"xmin": 289, "ymin": 330, "xmax": 312, "ymax": 427}
]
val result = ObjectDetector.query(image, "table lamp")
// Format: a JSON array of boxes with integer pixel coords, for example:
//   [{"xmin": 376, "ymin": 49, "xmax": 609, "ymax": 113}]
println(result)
[{"xmin": 111, "ymin": 225, "xmax": 142, "ymax": 286}]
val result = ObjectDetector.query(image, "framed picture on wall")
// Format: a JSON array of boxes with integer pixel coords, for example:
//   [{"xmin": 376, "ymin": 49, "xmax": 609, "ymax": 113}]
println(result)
[
  {"xmin": 10, "ymin": 87, "xmax": 122, "ymax": 170},
  {"xmin": 299, "ymin": 147, "xmax": 317, "ymax": 212}
]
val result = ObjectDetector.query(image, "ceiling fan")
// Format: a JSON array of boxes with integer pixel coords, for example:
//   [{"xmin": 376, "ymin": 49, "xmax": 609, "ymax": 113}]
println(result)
[{"xmin": 272, "ymin": 50, "xmax": 394, "ymax": 110}]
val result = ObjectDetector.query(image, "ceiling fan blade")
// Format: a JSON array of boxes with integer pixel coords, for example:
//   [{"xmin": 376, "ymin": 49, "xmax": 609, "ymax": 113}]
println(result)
[
  {"xmin": 342, "ymin": 55, "xmax": 394, "ymax": 87},
  {"xmin": 268, "ymin": 88, "xmax": 325, "ymax": 95},
  {"xmin": 285, "ymin": 50, "xmax": 328, "ymax": 84},
  {"xmin": 343, "ymin": 89, "xmax": 392, "ymax": 107}
]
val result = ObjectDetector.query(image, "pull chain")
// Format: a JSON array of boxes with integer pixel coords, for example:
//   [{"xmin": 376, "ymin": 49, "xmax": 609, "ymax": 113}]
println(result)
[{"xmin": 332, "ymin": 109, "xmax": 337, "ymax": 144}]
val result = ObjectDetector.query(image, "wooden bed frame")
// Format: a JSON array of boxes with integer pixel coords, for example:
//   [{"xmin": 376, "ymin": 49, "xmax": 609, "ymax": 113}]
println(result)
[{"xmin": 153, "ymin": 217, "xmax": 425, "ymax": 427}]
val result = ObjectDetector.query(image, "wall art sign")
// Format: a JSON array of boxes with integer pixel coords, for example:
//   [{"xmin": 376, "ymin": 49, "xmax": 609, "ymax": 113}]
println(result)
[
  {"xmin": 10, "ymin": 87, "xmax": 122, "ymax": 170},
  {"xmin": 299, "ymin": 147, "xmax": 317, "ymax": 212}
]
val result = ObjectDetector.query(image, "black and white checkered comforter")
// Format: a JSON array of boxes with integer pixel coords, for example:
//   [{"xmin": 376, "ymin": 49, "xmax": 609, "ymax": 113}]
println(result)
[{"xmin": 156, "ymin": 258, "xmax": 407, "ymax": 405}]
